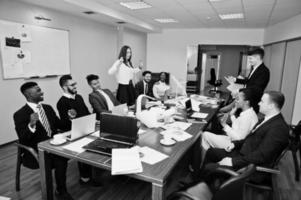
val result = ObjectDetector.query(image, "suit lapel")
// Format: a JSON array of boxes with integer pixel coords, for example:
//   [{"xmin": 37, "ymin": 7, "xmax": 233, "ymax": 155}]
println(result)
[
  {"xmin": 24, "ymin": 104, "xmax": 46, "ymax": 133},
  {"xmin": 95, "ymin": 91, "xmax": 109, "ymax": 110},
  {"xmin": 247, "ymin": 114, "xmax": 281, "ymax": 138}
]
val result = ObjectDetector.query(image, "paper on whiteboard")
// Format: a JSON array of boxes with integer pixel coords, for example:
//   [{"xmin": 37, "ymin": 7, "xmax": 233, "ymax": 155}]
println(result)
[
  {"xmin": 18, "ymin": 25, "xmax": 32, "ymax": 42},
  {"xmin": 0, "ymin": 43, "xmax": 24, "ymax": 78},
  {"xmin": 22, "ymin": 49, "xmax": 31, "ymax": 64}
]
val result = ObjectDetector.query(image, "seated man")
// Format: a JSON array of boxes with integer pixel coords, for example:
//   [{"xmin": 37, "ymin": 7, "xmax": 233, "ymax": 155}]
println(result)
[
  {"xmin": 86, "ymin": 74, "xmax": 120, "ymax": 120},
  {"xmin": 204, "ymin": 91, "xmax": 289, "ymax": 183},
  {"xmin": 135, "ymin": 70, "xmax": 153, "ymax": 97},
  {"xmin": 202, "ymin": 88, "xmax": 258, "ymax": 151},
  {"xmin": 13, "ymin": 82, "xmax": 73, "ymax": 200},
  {"xmin": 56, "ymin": 75, "xmax": 96, "ymax": 186}
]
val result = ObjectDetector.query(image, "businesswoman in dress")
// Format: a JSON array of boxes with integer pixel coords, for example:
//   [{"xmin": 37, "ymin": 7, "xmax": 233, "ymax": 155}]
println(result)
[
  {"xmin": 153, "ymin": 72, "xmax": 171, "ymax": 100},
  {"xmin": 108, "ymin": 45, "xmax": 141, "ymax": 106}
]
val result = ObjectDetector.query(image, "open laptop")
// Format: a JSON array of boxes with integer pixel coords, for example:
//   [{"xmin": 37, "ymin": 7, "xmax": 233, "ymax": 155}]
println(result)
[
  {"xmin": 83, "ymin": 113, "xmax": 138, "ymax": 156},
  {"xmin": 64, "ymin": 113, "xmax": 96, "ymax": 141}
]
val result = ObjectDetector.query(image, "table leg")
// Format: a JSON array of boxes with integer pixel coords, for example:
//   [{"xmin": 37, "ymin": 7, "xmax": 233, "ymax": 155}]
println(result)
[
  {"xmin": 39, "ymin": 148, "xmax": 53, "ymax": 200},
  {"xmin": 192, "ymin": 136, "xmax": 202, "ymax": 177},
  {"xmin": 152, "ymin": 183, "xmax": 165, "ymax": 200}
]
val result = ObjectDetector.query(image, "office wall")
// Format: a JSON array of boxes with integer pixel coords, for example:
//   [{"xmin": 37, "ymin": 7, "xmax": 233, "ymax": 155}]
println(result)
[
  {"xmin": 0, "ymin": 0, "xmax": 147, "ymax": 145},
  {"xmin": 147, "ymin": 28, "xmax": 264, "ymax": 85},
  {"xmin": 264, "ymin": 14, "xmax": 301, "ymax": 44}
]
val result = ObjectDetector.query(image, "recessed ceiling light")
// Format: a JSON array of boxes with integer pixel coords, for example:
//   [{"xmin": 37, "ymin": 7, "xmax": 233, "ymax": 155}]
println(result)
[
  {"xmin": 154, "ymin": 18, "xmax": 178, "ymax": 23},
  {"xmin": 120, "ymin": 1, "xmax": 152, "ymax": 10},
  {"xmin": 83, "ymin": 11, "xmax": 96, "ymax": 15},
  {"xmin": 209, "ymin": 0, "xmax": 224, "ymax": 2},
  {"xmin": 219, "ymin": 13, "xmax": 244, "ymax": 20}
]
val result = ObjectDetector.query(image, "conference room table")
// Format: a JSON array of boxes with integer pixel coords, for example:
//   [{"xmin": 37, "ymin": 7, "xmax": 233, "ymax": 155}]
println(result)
[{"xmin": 38, "ymin": 93, "xmax": 229, "ymax": 200}]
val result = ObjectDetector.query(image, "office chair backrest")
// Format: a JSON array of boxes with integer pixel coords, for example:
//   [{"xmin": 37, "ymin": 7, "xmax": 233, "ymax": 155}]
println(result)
[
  {"xmin": 212, "ymin": 164, "xmax": 256, "ymax": 200},
  {"xmin": 208, "ymin": 68, "xmax": 216, "ymax": 85}
]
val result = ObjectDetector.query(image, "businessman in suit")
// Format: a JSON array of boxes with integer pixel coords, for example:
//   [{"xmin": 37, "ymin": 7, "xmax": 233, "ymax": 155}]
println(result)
[
  {"xmin": 204, "ymin": 91, "xmax": 289, "ymax": 183},
  {"xmin": 13, "ymin": 82, "xmax": 73, "ymax": 200},
  {"xmin": 86, "ymin": 74, "xmax": 120, "ymax": 120},
  {"xmin": 135, "ymin": 70, "xmax": 153, "ymax": 97}
]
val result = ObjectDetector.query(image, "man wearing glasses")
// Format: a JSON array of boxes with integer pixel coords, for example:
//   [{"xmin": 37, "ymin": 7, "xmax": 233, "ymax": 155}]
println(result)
[{"xmin": 57, "ymin": 75, "xmax": 100, "ymax": 186}]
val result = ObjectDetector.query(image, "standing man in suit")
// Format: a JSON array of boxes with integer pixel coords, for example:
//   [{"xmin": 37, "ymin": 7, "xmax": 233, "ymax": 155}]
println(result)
[
  {"xmin": 13, "ymin": 82, "xmax": 73, "ymax": 200},
  {"xmin": 135, "ymin": 70, "xmax": 153, "ymax": 97},
  {"xmin": 56, "ymin": 75, "xmax": 97, "ymax": 186},
  {"xmin": 204, "ymin": 91, "xmax": 289, "ymax": 182},
  {"xmin": 86, "ymin": 74, "xmax": 120, "ymax": 120},
  {"xmin": 225, "ymin": 48, "xmax": 270, "ymax": 112}
]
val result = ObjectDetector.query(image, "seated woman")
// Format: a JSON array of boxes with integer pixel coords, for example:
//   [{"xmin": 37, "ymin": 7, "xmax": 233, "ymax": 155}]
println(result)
[
  {"xmin": 201, "ymin": 88, "xmax": 258, "ymax": 152},
  {"xmin": 152, "ymin": 72, "xmax": 170, "ymax": 101}
]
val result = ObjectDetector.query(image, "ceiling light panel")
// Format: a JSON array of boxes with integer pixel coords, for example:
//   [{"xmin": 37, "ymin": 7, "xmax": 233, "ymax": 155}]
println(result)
[
  {"xmin": 219, "ymin": 13, "xmax": 244, "ymax": 19},
  {"xmin": 154, "ymin": 18, "xmax": 178, "ymax": 23},
  {"xmin": 120, "ymin": 1, "xmax": 152, "ymax": 10}
]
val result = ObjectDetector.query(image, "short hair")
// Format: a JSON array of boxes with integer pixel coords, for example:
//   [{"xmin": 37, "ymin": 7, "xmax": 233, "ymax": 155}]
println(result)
[
  {"xmin": 86, "ymin": 74, "xmax": 99, "ymax": 85},
  {"xmin": 20, "ymin": 82, "xmax": 38, "ymax": 94},
  {"xmin": 59, "ymin": 75, "xmax": 72, "ymax": 87},
  {"xmin": 239, "ymin": 88, "xmax": 256, "ymax": 109},
  {"xmin": 142, "ymin": 71, "xmax": 152, "ymax": 76},
  {"xmin": 248, "ymin": 48, "xmax": 265, "ymax": 59},
  {"xmin": 265, "ymin": 91, "xmax": 285, "ymax": 110}
]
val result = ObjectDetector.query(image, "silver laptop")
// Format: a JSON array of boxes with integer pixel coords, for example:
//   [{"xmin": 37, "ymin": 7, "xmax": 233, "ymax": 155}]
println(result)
[{"xmin": 64, "ymin": 113, "xmax": 96, "ymax": 141}]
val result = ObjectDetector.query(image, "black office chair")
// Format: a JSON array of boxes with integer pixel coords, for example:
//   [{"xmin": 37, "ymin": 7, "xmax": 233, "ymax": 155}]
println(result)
[
  {"xmin": 167, "ymin": 164, "xmax": 256, "ymax": 200},
  {"xmin": 15, "ymin": 141, "xmax": 39, "ymax": 191},
  {"xmin": 289, "ymin": 120, "xmax": 301, "ymax": 181},
  {"xmin": 245, "ymin": 147, "xmax": 289, "ymax": 200},
  {"xmin": 207, "ymin": 68, "xmax": 222, "ymax": 93}
]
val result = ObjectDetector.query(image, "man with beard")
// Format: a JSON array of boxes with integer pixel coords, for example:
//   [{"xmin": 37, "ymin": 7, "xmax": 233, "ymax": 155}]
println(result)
[{"xmin": 56, "ymin": 75, "xmax": 99, "ymax": 186}]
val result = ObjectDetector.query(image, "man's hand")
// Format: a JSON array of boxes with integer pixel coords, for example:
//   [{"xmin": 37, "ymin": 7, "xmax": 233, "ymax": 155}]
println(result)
[
  {"xmin": 29, "ymin": 113, "xmax": 39, "ymax": 128},
  {"xmin": 68, "ymin": 109, "xmax": 77, "ymax": 119},
  {"xmin": 218, "ymin": 157, "xmax": 233, "ymax": 166},
  {"xmin": 225, "ymin": 142, "xmax": 235, "ymax": 152}
]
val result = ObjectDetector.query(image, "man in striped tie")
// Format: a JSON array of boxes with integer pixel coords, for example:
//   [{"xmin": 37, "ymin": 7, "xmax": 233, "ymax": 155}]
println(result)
[{"xmin": 13, "ymin": 82, "xmax": 73, "ymax": 200}]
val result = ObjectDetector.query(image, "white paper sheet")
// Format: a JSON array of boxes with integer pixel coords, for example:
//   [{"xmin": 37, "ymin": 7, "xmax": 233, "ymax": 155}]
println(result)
[
  {"xmin": 139, "ymin": 146, "xmax": 168, "ymax": 165},
  {"xmin": 62, "ymin": 137, "xmax": 95, "ymax": 153},
  {"xmin": 161, "ymin": 129, "xmax": 192, "ymax": 142},
  {"xmin": 0, "ymin": 196, "xmax": 11, "ymax": 200},
  {"xmin": 190, "ymin": 112, "xmax": 208, "ymax": 119},
  {"xmin": 91, "ymin": 131, "xmax": 100, "ymax": 137},
  {"xmin": 161, "ymin": 121, "xmax": 192, "ymax": 131},
  {"xmin": 111, "ymin": 147, "xmax": 143, "ymax": 175}
]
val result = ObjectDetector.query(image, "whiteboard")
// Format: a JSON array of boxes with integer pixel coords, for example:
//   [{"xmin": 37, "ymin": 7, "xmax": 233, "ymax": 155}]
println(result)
[{"xmin": 0, "ymin": 20, "xmax": 70, "ymax": 79}]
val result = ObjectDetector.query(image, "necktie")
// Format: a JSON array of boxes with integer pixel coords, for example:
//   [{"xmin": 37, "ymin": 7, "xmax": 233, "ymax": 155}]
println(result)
[
  {"xmin": 145, "ymin": 83, "xmax": 148, "ymax": 95},
  {"xmin": 37, "ymin": 104, "xmax": 52, "ymax": 137}
]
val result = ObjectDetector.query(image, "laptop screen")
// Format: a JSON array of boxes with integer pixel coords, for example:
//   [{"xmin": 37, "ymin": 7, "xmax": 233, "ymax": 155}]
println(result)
[
  {"xmin": 185, "ymin": 99, "xmax": 192, "ymax": 112},
  {"xmin": 99, "ymin": 113, "xmax": 138, "ymax": 141}
]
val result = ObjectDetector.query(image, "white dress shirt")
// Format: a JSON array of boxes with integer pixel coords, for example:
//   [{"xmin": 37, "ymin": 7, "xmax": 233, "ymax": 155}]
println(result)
[
  {"xmin": 108, "ymin": 60, "xmax": 140, "ymax": 85},
  {"xmin": 152, "ymin": 81, "xmax": 170, "ymax": 99},
  {"xmin": 98, "ymin": 89, "xmax": 114, "ymax": 111},
  {"xmin": 223, "ymin": 107, "xmax": 258, "ymax": 141},
  {"xmin": 63, "ymin": 93, "xmax": 75, "ymax": 99},
  {"xmin": 27, "ymin": 102, "xmax": 42, "ymax": 133},
  {"xmin": 201, "ymin": 107, "xmax": 258, "ymax": 150}
]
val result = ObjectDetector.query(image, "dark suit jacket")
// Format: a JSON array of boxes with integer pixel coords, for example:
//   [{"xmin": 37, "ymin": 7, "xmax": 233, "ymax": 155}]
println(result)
[
  {"xmin": 13, "ymin": 104, "xmax": 63, "ymax": 168},
  {"xmin": 89, "ymin": 89, "xmax": 120, "ymax": 120},
  {"xmin": 135, "ymin": 80, "xmax": 153, "ymax": 97},
  {"xmin": 232, "ymin": 113, "xmax": 289, "ymax": 169},
  {"xmin": 236, "ymin": 63, "xmax": 270, "ymax": 94}
]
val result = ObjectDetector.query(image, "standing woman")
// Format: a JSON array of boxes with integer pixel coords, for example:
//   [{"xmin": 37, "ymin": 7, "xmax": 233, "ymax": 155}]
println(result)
[{"xmin": 108, "ymin": 45, "xmax": 141, "ymax": 106}]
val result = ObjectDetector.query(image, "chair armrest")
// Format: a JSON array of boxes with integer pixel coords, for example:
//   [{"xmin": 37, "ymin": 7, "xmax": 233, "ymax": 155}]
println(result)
[
  {"xmin": 213, "ymin": 166, "xmax": 239, "ymax": 177},
  {"xmin": 256, "ymin": 166, "xmax": 280, "ymax": 175},
  {"xmin": 168, "ymin": 191, "xmax": 200, "ymax": 200},
  {"xmin": 14, "ymin": 142, "xmax": 39, "ymax": 163}
]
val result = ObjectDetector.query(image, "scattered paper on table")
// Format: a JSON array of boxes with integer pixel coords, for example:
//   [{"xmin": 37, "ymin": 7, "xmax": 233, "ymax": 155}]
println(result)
[
  {"xmin": 161, "ymin": 121, "xmax": 192, "ymax": 131},
  {"xmin": 0, "ymin": 196, "xmax": 11, "ymax": 200},
  {"xmin": 91, "ymin": 131, "xmax": 100, "ymax": 137},
  {"xmin": 191, "ymin": 112, "xmax": 208, "ymax": 119},
  {"xmin": 161, "ymin": 129, "xmax": 192, "ymax": 142},
  {"xmin": 111, "ymin": 146, "xmax": 143, "ymax": 175},
  {"xmin": 139, "ymin": 146, "xmax": 168, "ymax": 165},
  {"xmin": 63, "ymin": 137, "xmax": 95, "ymax": 153}
]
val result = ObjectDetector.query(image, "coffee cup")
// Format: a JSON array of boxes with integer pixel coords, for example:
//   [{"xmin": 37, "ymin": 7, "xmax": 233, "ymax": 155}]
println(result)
[{"xmin": 163, "ymin": 134, "xmax": 173, "ymax": 143}]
